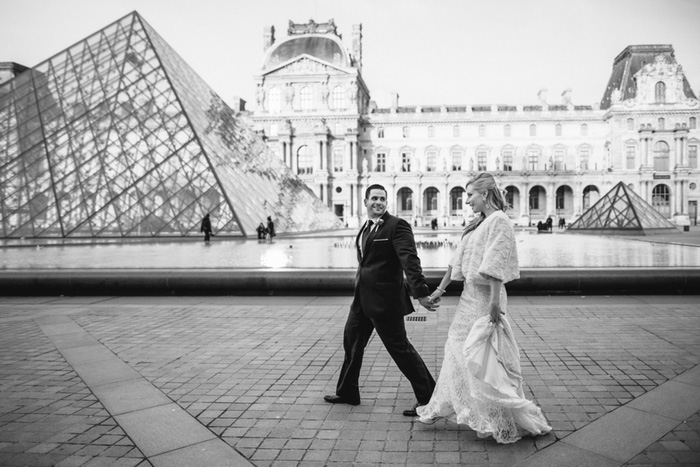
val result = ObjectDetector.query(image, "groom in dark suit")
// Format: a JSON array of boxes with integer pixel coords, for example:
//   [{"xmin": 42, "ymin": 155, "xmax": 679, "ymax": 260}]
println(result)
[{"xmin": 324, "ymin": 184, "xmax": 438, "ymax": 416}]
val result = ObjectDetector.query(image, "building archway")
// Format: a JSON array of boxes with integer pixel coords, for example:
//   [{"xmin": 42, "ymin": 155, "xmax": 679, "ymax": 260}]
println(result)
[
  {"xmin": 505, "ymin": 185, "xmax": 520, "ymax": 218},
  {"xmin": 555, "ymin": 185, "xmax": 574, "ymax": 222},
  {"xmin": 423, "ymin": 187, "xmax": 439, "ymax": 221},
  {"xmin": 652, "ymin": 184, "xmax": 671, "ymax": 218},
  {"xmin": 397, "ymin": 187, "xmax": 413, "ymax": 219},
  {"xmin": 528, "ymin": 185, "xmax": 546, "ymax": 219},
  {"xmin": 653, "ymin": 141, "xmax": 670, "ymax": 171},
  {"xmin": 449, "ymin": 186, "xmax": 465, "ymax": 223},
  {"xmin": 583, "ymin": 185, "xmax": 600, "ymax": 210}
]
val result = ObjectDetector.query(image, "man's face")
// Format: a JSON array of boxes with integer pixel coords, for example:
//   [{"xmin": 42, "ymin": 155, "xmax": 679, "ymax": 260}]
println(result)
[{"xmin": 364, "ymin": 188, "xmax": 387, "ymax": 219}]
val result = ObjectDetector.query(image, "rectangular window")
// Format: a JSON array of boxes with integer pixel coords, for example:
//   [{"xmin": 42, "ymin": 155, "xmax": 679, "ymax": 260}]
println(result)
[
  {"xmin": 502, "ymin": 151, "xmax": 513, "ymax": 171},
  {"xmin": 554, "ymin": 149, "xmax": 565, "ymax": 170},
  {"xmin": 478, "ymin": 125, "xmax": 486, "ymax": 137},
  {"xmin": 626, "ymin": 145, "xmax": 636, "ymax": 169},
  {"xmin": 477, "ymin": 150, "xmax": 487, "ymax": 171},
  {"xmin": 453, "ymin": 125, "xmax": 460, "ymax": 137},
  {"xmin": 451, "ymin": 150, "xmax": 462, "ymax": 171},
  {"xmin": 334, "ymin": 149, "xmax": 343, "ymax": 172},
  {"xmin": 401, "ymin": 152, "xmax": 411, "ymax": 172},
  {"xmin": 426, "ymin": 150, "xmax": 437, "ymax": 171},
  {"xmin": 528, "ymin": 150, "xmax": 539, "ymax": 171},
  {"xmin": 689, "ymin": 145, "xmax": 698, "ymax": 168},
  {"xmin": 428, "ymin": 126, "xmax": 435, "ymax": 138},
  {"xmin": 377, "ymin": 128, "xmax": 384, "ymax": 138},
  {"xmin": 580, "ymin": 124, "xmax": 588, "ymax": 136},
  {"xmin": 579, "ymin": 149, "xmax": 589, "ymax": 170},
  {"xmin": 375, "ymin": 152, "xmax": 386, "ymax": 172}
]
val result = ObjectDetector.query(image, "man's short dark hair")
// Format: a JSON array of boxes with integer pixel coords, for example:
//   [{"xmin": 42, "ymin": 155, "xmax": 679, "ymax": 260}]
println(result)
[{"xmin": 365, "ymin": 184, "xmax": 387, "ymax": 200}]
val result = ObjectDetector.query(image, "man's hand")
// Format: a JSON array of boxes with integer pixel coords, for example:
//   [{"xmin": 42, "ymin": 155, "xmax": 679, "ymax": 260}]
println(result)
[{"xmin": 418, "ymin": 296, "xmax": 439, "ymax": 312}]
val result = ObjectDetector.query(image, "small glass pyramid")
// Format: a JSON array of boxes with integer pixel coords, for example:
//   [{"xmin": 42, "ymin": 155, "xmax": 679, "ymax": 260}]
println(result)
[
  {"xmin": 566, "ymin": 182, "xmax": 679, "ymax": 235},
  {"xmin": 0, "ymin": 12, "xmax": 342, "ymax": 238}
]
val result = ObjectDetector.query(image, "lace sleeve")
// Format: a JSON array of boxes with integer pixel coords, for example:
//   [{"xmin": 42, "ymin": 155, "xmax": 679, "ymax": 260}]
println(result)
[{"xmin": 450, "ymin": 233, "xmax": 469, "ymax": 281}]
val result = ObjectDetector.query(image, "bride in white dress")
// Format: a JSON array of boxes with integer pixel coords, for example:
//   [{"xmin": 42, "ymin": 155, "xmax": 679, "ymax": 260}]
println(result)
[{"xmin": 416, "ymin": 172, "xmax": 551, "ymax": 444}]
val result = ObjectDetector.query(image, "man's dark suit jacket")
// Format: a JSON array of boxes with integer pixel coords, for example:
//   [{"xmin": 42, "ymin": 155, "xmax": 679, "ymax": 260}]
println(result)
[{"xmin": 351, "ymin": 212, "xmax": 430, "ymax": 319}]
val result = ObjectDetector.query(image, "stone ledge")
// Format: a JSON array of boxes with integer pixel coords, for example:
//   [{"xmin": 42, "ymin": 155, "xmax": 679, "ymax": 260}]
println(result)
[{"xmin": 1, "ymin": 268, "xmax": 698, "ymax": 296}]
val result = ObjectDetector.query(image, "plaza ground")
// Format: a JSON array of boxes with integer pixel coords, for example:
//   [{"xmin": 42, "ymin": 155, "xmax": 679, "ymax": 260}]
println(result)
[{"xmin": 0, "ymin": 293, "xmax": 698, "ymax": 467}]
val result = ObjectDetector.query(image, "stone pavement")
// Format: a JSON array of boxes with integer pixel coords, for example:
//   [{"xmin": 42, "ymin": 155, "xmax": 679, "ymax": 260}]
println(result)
[{"xmin": 0, "ymin": 294, "xmax": 699, "ymax": 467}]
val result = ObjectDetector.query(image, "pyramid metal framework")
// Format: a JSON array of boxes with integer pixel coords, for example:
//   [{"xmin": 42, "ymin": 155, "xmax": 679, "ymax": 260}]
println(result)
[
  {"xmin": 565, "ymin": 181, "xmax": 679, "ymax": 235},
  {"xmin": 0, "ymin": 12, "xmax": 342, "ymax": 238}
]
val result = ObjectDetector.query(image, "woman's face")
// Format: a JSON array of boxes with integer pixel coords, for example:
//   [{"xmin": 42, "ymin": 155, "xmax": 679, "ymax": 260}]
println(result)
[{"xmin": 465, "ymin": 184, "xmax": 486, "ymax": 214}]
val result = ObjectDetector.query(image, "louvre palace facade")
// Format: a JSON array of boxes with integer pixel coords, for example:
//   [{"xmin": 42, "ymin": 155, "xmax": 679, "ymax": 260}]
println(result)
[{"xmin": 251, "ymin": 20, "xmax": 700, "ymax": 229}]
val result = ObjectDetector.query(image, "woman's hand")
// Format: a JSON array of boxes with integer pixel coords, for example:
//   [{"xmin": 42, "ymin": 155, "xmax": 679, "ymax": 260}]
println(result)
[
  {"xmin": 428, "ymin": 288, "xmax": 445, "ymax": 304},
  {"xmin": 490, "ymin": 302, "xmax": 504, "ymax": 324}
]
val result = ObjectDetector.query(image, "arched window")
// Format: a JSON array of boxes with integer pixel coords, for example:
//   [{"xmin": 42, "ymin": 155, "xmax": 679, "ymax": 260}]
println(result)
[
  {"xmin": 450, "ymin": 187, "xmax": 465, "ymax": 214},
  {"xmin": 555, "ymin": 123, "xmax": 562, "ymax": 136},
  {"xmin": 582, "ymin": 186, "xmax": 599, "ymax": 210},
  {"xmin": 580, "ymin": 124, "xmax": 588, "ymax": 136},
  {"xmin": 297, "ymin": 145, "xmax": 313, "ymax": 174},
  {"xmin": 300, "ymin": 86, "xmax": 312, "ymax": 111},
  {"xmin": 653, "ymin": 141, "xmax": 670, "ymax": 171},
  {"xmin": 377, "ymin": 127, "xmax": 384, "ymax": 138},
  {"xmin": 505, "ymin": 186, "xmax": 517, "ymax": 210},
  {"xmin": 453, "ymin": 125, "xmax": 460, "ymax": 137},
  {"xmin": 424, "ymin": 187, "xmax": 439, "ymax": 212},
  {"xmin": 428, "ymin": 125, "xmax": 435, "ymax": 138},
  {"xmin": 331, "ymin": 86, "xmax": 345, "ymax": 109},
  {"xmin": 556, "ymin": 186, "xmax": 566, "ymax": 210},
  {"xmin": 691, "ymin": 117, "xmax": 697, "ymax": 129},
  {"xmin": 398, "ymin": 188, "xmax": 413, "ymax": 212},
  {"xmin": 478, "ymin": 125, "xmax": 486, "ymax": 137},
  {"xmin": 655, "ymin": 81, "xmax": 666, "ymax": 104},
  {"xmin": 402, "ymin": 126, "xmax": 410, "ymax": 138},
  {"xmin": 658, "ymin": 118, "xmax": 665, "ymax": 130},
  {"xmin": 268, "ymin": 87, "xmax": 281, "ymax": 114},
  {"xmin": 652, "ymin": 184, "xmax": 671, "ymax": 217},
  {"xmin": 529, "ymin": 124, "xmax": 537, "ymax": 136},
  {"xmin": 627, "ymin": 118, "xmax": 635, "ymax": 130},
  {"xmin": 504, "ymin": 124, "xmax": 511, "ymax": 137},
  {"xmin": 529, "ymin": 186, "xmax": 544, "ymax": 211}
]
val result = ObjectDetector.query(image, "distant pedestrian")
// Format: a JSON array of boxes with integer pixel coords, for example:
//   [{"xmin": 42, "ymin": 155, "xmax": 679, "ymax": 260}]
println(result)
[
  {"xmin": 266, "ymin": 216, "xmax": 276, "ymax": 241},
  {"xmin": 256, "ymin": 222, "xmax": 267, "ymax": 239},
  {"xmin": 558, "ymin": 217, "xmax": 566, "ymax": 229},
  {"xmin": 200, "ymin": 213, "xmax": 213, "ymax": 242}
]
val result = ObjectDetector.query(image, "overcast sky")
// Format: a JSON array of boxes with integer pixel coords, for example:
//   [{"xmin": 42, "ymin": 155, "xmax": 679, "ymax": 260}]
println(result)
[{"xmin": 2, "ymin": 0, "xmax": 698, "ymax": 109}]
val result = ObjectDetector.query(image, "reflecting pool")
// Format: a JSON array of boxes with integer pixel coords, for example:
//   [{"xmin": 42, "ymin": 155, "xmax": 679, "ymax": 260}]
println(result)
[{"xmin": 1, "ymin": 232, "xmax": 699, "ymax": 269}]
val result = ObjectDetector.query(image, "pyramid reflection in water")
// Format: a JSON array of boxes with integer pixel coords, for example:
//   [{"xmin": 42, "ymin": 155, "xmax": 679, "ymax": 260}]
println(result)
[
  {"xmin": 566, "ymin": 181, "xmax": 679, "ymax": 235},
  {"xmin": 0, "ymin": 12, "xmax": 342, "ymax": 238}
]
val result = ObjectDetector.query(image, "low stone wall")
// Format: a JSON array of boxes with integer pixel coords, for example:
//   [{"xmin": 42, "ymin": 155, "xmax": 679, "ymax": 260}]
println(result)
[{"xmin": 1, "ymin": 268, "xmax": 698, "ymax": 296}]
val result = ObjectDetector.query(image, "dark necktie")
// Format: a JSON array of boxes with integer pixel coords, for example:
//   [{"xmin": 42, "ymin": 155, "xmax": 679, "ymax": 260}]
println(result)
[{"xmin": 361, "ymin": 220, "xmax": 374, "ymax": 256}]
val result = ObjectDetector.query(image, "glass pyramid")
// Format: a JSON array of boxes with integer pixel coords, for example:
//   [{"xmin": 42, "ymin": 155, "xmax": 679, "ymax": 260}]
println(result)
[
  {"xmin": 566, "ymin": 181, "xmax": 679, "ymax": 235},
  {"xmin": 0, "ymin": 12, "xmax": 342, "ymax": 238}
]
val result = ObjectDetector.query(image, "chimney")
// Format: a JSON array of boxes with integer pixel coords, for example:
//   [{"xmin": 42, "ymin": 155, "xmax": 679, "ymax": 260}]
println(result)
[
  {"xmin": 391, "ymin": 92, "xmax": 400, "ymax": 109},
  {"xmin": 263, "ymin": 25, "xmax": 275, "ymax": 51},
  {"xmin": 231, "ymin": 97, "xmax": 246, "ymax": 113},
  {"xmin": 561, "ymin": 88, "xmax": 573, "ymax": 105},
  {"xmin": 537, "ymin": 88, "xmax": 548, "ymax": 105},
  {"xmin": 352, "ymin": 24, "xmax": 363, "ymax": 69}
]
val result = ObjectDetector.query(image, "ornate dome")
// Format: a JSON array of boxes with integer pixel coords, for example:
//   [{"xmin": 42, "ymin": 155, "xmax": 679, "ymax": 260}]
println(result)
[{"xmin": 263, "ymin": 35, "xmax": 350, "ymax": 70}]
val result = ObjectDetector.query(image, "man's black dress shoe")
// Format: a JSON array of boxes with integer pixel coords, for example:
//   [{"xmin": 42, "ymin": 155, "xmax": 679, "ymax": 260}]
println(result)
[
  {"xmin": 323, "ymin": 395, "xmax": 360, "ymax": 406},
  {"xmin": 403, "ymin": 402, "xmax": 423, "ymax": 417}
]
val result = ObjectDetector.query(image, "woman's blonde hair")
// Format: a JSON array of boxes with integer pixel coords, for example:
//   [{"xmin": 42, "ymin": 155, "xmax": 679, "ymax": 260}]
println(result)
[{"xmin": 462, "ymin": 172, "xmax": 507, "ymax": 237}]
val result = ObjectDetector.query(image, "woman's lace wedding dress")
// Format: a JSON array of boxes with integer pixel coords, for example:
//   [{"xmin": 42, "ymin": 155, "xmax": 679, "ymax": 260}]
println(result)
[{"xmin": 416, "ymin": 211, "xmax": 551, "ymax": 444}]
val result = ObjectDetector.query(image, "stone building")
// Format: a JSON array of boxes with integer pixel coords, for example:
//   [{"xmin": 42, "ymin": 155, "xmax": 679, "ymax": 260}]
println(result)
[{"xmin": 251, "ymin": 21, "xmax": 700, "ymax": 229}]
